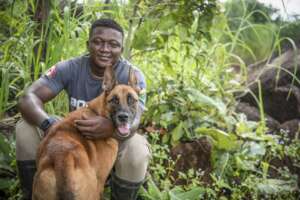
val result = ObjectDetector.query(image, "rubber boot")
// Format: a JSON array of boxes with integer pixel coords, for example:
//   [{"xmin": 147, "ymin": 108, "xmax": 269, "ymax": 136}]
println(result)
[
  {"xmin": 110, "ymin": 173, "xmax": 143, "ymax": 200},
  {"xmin": 17, "ymin": 160, "xmax": 36, "ymax": 200}
]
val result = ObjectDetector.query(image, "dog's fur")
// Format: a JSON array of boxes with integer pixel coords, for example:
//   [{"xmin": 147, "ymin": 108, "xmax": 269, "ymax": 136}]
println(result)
[{"xmin": 32, "ymin": 66, "xmax": 140, "ymax": 200}]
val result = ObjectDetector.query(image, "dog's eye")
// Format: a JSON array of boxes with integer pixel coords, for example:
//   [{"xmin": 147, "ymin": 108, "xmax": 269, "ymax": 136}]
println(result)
[
  {"xmin": 127, "ymin": 93, "xmax": 137, "ymax": 105},
  {"xmin": 109, "ymin": 95, "xmax": 119, "ymax": 105}
]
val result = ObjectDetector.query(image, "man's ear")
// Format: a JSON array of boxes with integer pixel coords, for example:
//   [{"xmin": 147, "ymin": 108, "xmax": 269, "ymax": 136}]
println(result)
[
  {"xmin": 128, "ymin": 68, "xmax": 141, "ymax": 94},
  {"xmin": 102, "ymin": 65, "xmax": 116, "ymax": 93}
]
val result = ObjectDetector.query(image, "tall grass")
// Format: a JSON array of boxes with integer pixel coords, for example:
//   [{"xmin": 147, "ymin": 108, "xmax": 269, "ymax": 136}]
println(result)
[
  {"xmin": 0, "ymin": 66, "xmax": 9, "ymax": 118},
  {"xmin": 0, "ymin": 1, "xmax": 93, "ymax": 117}
]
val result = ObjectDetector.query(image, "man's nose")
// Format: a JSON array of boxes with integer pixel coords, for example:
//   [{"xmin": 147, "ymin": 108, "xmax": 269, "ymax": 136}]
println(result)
[{"xmin": 99, "ymin": 42, "xmax": 110, "ymax": 52}]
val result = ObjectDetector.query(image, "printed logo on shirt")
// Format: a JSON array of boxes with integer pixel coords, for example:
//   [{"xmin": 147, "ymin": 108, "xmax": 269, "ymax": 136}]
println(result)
[
  {"xmin": 46, "ymin": 65, "xmax": 57, "ymax": 78},
  {"xmin": 70, "ymin": 97, "xmax": 87, "ymax": 110}
]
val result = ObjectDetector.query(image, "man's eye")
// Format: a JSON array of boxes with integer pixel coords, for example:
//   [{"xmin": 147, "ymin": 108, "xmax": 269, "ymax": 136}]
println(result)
[
  {"xmin": 92, "ymin": 39, "xmax": 103, "ymax": 45},
  {"xmin": 109, "ymin": 42, "xmax": 120, "ymax": 48}
]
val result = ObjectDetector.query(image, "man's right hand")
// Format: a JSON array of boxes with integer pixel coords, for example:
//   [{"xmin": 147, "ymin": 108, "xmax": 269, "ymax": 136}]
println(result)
[{"xmin": 74, "ymin": 114, "xmax": 115, "ymax": 140}]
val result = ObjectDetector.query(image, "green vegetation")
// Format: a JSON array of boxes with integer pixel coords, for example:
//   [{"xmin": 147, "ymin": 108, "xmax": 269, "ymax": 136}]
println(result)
[{"xmin": 0, "ymin": 0, "xmax": 299, "ymax": 199}]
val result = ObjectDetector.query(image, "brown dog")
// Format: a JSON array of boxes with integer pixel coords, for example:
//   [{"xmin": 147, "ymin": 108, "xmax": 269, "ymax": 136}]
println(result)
[{"xmin": 32, "ymin": 66, "xmax": 140, "ymax": 200}]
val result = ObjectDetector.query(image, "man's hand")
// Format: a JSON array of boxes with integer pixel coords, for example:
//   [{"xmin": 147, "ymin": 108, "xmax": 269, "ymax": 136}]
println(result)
[{"xmin": 74, "ymin": 114, "xmax": 114, "ymax": 139}]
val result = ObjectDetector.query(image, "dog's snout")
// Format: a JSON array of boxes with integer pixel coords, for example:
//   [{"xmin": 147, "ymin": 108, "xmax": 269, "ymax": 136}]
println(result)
[{"xmin": 117, "ymin": 113, "xmax": 129, "ymax": 122}]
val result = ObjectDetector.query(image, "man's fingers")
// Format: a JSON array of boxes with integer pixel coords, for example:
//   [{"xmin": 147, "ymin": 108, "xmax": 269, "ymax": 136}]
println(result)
[
  {"xmin": 84, "ymin": 136, "xmax": 93, "ymax": 140},
  {"xmin": 81, "ymin": 132, "xmax": 105, "ymax": 139},
  {"xmin": 75, "ymin": 123, "xmax": 95, "ymax": 132},
  {"xmin": 74, "ymin": 119, "xmax": 95, "ymax": 126},
  {"xmin": 81, "ymin": 113, "xmax": 90, "ymax": 120},
  {"xmin": 80, "ymin": 131, "xmax": 93, "ymax": 136},
  {"xmin": 82, "ymin": 134, "xmax": 95, "ymax": 140},
  {"xmin": 80, "ymin": 131, "xmax": 95, "ymax": 138},
  {"xmin": 82, "ymin": 132, "xmax": 93, "ymax": 137}
]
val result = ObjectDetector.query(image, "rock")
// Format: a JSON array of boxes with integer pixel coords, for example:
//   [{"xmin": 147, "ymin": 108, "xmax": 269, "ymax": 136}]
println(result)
[
  {"xmin": 170, "ymin": 137, "xmax": 212, "ymax": 185},
  {"xmin": 236, "ymin": 102, "xmax": 280, "ymax": 131},
  {"xmin": 238, "ymin": 49, "xmax": 300, "ymax": 122},
  {"xmin": 279, "ymin": 119, "xmax": 300, "ymax": 141}
]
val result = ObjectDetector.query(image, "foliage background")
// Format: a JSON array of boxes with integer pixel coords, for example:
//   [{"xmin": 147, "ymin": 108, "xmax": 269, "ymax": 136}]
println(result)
[{"xmin": 0, "ymin": 0, "xmax": 299, "ymax": 199}]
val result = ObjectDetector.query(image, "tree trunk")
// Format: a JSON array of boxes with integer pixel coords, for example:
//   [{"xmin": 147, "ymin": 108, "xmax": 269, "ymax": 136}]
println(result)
[{"xmin": 123, "ymin": 0, "xmax": 141, "ymax": 60}]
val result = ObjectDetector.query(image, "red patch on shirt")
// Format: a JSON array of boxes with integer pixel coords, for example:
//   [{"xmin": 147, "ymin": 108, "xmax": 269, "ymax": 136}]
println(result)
[{"xmin": 46, "ymin": 65, "xmax": 57, "ymax": 78}]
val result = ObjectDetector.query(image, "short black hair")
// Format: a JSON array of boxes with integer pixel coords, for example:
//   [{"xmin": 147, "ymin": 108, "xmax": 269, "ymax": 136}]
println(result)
[{"xmin": 89, "ymin": 18, "xmax": 124, "ymax": 38}]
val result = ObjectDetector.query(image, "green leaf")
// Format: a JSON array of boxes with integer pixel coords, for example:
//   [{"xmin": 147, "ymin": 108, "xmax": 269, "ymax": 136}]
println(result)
[
  {"xmin": 132, "ymin": 20, "xmax": 154, "ymax": 49},
  {"xmin": 257, "ymin": 179, "xmax": 297, "ymax": 195},
  {"xmin": 158, "ymin": 14, "xmax": 177, "ymax": 32},
  {"xmin": 214, "ymin": 152, "xmax": 230, "ymax": 178},
  {"xmin": 146, "ymin": 176, "xmax": 163, "ymax": 199},
  {"xmin": 169, "ymin": 186, "xmax": 205, "ymax": 200},
  {"xmin": 195, "ymin": 127, "xmax": 238, "ymax": 151},
  {"xmin": 171, "ymin": 122, "xmax": 184, "ymax": 145},
  {"xmin": 235, "ymin": 156, "xmax": 256, "ymax": 171},
  {"xmin": 0, "ymin": 134, "xmax": 11, "ymax": 155},
  {"xmin": 161, "ymin": 111, "xmax": 174, "ymax": 124},
  {"xmin": 246, "ymin": 142, "xmax": 266, "ymax": 157},
  {"xmin": 0, "ymin": 178, "xmax": 13, "ymax": 190},
  {"xmin": 162, "ymin": 134, "xmax": 170, "ymax": 144},
  {"xmin": 185, "ymin": 88, "xmax": 226, "ymax": 115}
]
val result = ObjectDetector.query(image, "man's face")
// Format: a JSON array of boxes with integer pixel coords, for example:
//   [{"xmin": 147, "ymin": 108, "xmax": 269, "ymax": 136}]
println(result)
[{"xmin": 88, "ymin": 26, "xmax": 123, "ymax": 69}]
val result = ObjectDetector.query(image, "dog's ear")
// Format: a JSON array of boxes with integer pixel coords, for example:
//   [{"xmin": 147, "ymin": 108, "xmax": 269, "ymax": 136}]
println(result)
[
  {"xmin": 128, "ymin": 68, "xmax": 141, "ymax": 94},
  {"xmin": 87, "ymin": 96, "xmax": 107, "ymax": 116},
  {"xmin": 102, "ymin": 65, "xmax": 116, "ymax": 93}
]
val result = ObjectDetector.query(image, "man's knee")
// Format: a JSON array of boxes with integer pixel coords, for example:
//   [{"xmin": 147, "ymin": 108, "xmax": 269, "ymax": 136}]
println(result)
[
  {"xmin": 121, "ymin": 134, "xmax": 151, "ymax": 167},
  {"xmin": 15, "ymin": 119, "xmax": 41, "ymax": 161},
  {"xmin": 115, "ymin": 134, "xmax": 151, "ymax": 182}
]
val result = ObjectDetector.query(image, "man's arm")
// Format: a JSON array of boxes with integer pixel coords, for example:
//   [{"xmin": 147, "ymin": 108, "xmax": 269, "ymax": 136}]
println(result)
[{"xmin": 18, "ymin": 79, "xmax": 57, "ymax": 127}]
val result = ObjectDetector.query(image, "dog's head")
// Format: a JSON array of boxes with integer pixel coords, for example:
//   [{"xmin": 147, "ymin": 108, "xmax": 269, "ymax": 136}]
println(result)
[
  {"xmin": 105, "ymin": 84, "xmax": 139, "ymax": 139},
  {"xmin": 102, "ymin": 65, "xmax": 141, "ymax": 139},
  {"xmin": 88, "ymin": 65, "xmax": 141, "ymax": 139}
]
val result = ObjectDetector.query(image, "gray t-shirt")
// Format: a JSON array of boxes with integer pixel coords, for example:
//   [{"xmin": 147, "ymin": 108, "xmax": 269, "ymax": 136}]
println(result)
[{"xmin": 40, "ymin": 55, "xmax": 146, "ymax": 111}]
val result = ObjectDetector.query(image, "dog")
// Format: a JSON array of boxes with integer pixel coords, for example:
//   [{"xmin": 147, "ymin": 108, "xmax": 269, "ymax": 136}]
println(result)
[{"xmin": 32, "ymin": 65, "xmax": 141, "ymax": 200}]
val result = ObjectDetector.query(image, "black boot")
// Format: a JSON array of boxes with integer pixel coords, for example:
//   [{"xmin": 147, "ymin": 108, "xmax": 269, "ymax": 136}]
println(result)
[
  {"xmin": 17, "ymin": 160, "xmax": 36, "ymax": 200},
  {"xmin": 110, "ymin": 173, "xmax": 144, "ymax": 200}
]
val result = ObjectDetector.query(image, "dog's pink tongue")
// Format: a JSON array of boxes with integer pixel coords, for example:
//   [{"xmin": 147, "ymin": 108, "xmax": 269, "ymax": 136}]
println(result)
[{"xmin": 117, "ymin": 124, "xmax": 130, "ymax": 135}]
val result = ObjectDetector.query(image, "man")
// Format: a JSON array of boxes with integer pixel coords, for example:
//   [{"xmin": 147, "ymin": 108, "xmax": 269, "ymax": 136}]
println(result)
[{"xmin": 16, "ymin": 18, "xmax": 150, "ymax": 200}]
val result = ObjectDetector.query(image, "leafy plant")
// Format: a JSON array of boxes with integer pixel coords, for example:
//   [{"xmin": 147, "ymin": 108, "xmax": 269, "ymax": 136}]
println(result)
[{"xmin": 0, "ymin": 133, "xmax": 20, "ymax": 199}]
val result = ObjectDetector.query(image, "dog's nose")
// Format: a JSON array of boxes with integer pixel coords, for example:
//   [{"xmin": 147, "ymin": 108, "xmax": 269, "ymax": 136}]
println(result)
[{"xmin": 117, "ymin": 113, "xmax": 129, "ymax": 122}]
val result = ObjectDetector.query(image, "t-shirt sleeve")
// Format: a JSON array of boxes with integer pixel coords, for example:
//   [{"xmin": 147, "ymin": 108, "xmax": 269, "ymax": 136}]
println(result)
[
  {"xmin": 39, "ymin": 61, "xmax": 71, "ymax": 95},
  {"xmin": 133, "ymin": 68, "xmax": 147, "ymax": 110}
]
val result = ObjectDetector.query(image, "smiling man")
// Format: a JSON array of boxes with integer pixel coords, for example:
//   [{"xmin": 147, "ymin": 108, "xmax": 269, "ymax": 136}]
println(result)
[{"xmin": 16, "ymin": 19, "xmax": 150, "ymax": 200}]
